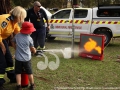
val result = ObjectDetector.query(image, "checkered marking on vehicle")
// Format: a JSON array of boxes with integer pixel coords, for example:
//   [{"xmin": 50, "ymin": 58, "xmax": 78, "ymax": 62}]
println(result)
[{"xmin": 44, "ymin": 20, "xmax": 120, "ymax": 24}]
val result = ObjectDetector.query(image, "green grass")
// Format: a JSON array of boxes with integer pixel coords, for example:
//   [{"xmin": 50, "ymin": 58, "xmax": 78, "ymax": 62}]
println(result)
[{"xmin": 4, "ymin": 38, "xmax": 120, "ymax": 90}]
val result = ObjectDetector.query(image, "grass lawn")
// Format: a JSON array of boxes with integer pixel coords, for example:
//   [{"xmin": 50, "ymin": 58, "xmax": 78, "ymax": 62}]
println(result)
[{"xmin": 4, "ymin": 38, "xmax": 120, "ymax": 90}]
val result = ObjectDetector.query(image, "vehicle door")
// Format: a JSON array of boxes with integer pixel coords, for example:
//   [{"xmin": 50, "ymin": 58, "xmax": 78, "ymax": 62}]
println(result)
[
  {"xmin": 69, "ymin": 8, "xmax": 92, "ymax": 38},
  {"xmin": 50, "ymin": 9, "xmax": 71, "ymax": 37}
]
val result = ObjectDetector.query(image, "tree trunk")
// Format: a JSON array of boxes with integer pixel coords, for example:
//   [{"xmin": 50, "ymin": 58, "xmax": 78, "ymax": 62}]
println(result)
[{"xmin": 0, "ymin": 0, "xmax": 11, "ymax": 15}]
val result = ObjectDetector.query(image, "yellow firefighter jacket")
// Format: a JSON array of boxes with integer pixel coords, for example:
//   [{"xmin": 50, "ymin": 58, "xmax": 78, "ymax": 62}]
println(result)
[{"xmin": 0, "ymin": 14, "xmax": 20, "ymax": 43}]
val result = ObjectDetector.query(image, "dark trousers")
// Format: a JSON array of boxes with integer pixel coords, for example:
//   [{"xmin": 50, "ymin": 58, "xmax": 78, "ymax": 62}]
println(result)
[
  {"xmin": 31, "ymin": 26, "xmax": 46, "ymax": 49},
  {"xmin": 0, "ymin": 40, "xmax": 16, "ymax": 86}
]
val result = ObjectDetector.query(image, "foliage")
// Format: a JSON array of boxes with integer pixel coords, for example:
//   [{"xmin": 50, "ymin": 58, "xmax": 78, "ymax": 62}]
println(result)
[
  {"xmin": 12, "ymin": 0, "xmax": 33, "ymax": 8},
  {"xmin": 11, "ymin": 0, "xmax": 120, "ymax": 8},
  {"xmin": 0, "ymin": 0, "xmax": 11, "ymax": 14}
]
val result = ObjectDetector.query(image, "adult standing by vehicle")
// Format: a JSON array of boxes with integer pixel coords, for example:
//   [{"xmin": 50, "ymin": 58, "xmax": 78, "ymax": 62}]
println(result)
[
  {"xmin": 25, "ymin": 1, "xmax": 50, "ymax": 55},
  {"xmin": 0, "ymin": 6, "xmax": 26, "ymax": 90}
]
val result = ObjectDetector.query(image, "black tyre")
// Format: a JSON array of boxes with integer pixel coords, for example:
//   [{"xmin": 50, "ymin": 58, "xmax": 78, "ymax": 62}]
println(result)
[
  {"xmin": 45, "ymin": 28, "xmax": 56, "ymax": 41},
  {"xmin": 47, "ymin": 37, "xmax": 56, "ymax": 41},
  {"xmin": 95, "ymin": 31, "xmax": 111, "ymax": 46}
]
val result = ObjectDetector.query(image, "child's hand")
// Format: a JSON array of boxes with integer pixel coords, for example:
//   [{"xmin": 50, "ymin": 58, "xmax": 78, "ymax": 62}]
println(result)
[{"xmin": 30, "ymin": 47, "xmax": 36, "ymax": 54}]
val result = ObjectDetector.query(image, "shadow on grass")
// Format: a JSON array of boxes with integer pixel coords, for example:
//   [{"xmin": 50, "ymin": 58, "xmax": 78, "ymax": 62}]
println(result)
[
  {"xmin": 34, "ymin": 75, "xmax": 51, "ymax": 83},
  {"xmin": 46, "ymin": 39, "xmax": 80, "ymax": 45},
  {"xmin": 106, "ymin": 43, "xmax": 120, "ymax": 47},
  {"xmin": 47, "ymin": 37, "xmax": 120, "ymax": 47},
  {"xmin": 74, "ymin": 56, "xmax": 104, "ymax": 62}
]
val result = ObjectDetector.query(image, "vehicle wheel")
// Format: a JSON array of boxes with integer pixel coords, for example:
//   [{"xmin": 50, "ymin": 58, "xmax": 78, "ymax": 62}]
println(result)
[{"xmin": 95, "ymin": 31, "xmax": 111, "ymax": 46}]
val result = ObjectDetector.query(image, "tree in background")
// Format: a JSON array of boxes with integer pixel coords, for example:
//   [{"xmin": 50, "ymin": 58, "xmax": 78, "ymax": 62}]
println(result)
[
  {"xmin": 0, "ymin": 0, "xmax": 11, "ymax": 14},
  {"xmin": 10, "ymin": 0, "xmax": 120, "ymax": 9},
  {"xmin": 112, "ymin": 0, "xmax": 120, "ymax": 4},
  {"xmin": 11, "ymin": 0, "xmax": 67, "ymax": 8},
  {"xmin": 12, "ymin": 0, "xmax": 33, "ymax": 8}
]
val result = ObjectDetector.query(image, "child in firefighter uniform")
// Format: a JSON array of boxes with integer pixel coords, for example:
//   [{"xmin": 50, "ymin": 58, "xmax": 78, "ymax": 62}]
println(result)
[
  {"xmin": 12, "ymin": 21, "xmax": 36, "ymax": 90},
  {"xmin": 0, "ymin": 6, "xmax": 26, "ymax": 90}
]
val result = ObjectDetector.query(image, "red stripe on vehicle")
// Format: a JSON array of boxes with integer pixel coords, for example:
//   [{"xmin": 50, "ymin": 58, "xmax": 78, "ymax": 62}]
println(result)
[
  {"xmin": 86, "ymin": 20, "xmax": 89, "ymax": 24},
  {"xmin": 70, "ymin": 20, "xmax": 73, "ymax": 23},
  {"xmin": 80, "ymin": 20, "xmax": 84, "ymax": 24},
  {"xmin": 108, "ymin": 21, "xmax": 111, "ymax": 24},
  {"xmin": 96, "ymin": 21, "xmax": 100, "ymax": 24},
  {"xmin": 55, "ymin": 20, "xmax": 58, "ymax": 23},
  {"xmin": 60, "ymin": 20, "xmax": 63, "ymax": 23},
  {"xmin": 75, "ymin": 20, "xmax": 79, "ymax": 23},
  {"xmin": 50, "ymin": 20, "xmax": 54, "ymax": 23},
  {"xmin": 102, "ymin": 21, "xmax": 105, "ymax": 24},
  {"xmin": 114, "ymin": 22, "xmax": 117, "ymax": 24}
]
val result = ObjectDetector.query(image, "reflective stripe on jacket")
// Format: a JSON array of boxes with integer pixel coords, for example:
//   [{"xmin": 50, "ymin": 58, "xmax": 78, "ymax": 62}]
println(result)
[
  {"xmin": 0, "ymin": 74, "xmax": 4, "ymax": 78},
  {"xmin": 5, "ymin": 67, "xmax": 14, "ymax": 72},
  {"xmin": 0, "ymin": 14, "xmax": 20, "ymax": 43}
]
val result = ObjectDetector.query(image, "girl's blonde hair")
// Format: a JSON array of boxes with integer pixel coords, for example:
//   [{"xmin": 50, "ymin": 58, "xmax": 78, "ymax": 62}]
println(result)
[{"xmin": 9, "ymin": 6, "xmax": 27, "ymax": 23}]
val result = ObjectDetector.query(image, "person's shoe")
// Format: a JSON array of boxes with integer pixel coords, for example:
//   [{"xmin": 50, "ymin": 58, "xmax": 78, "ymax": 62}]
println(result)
[
  {"xmin": 37, "ymin": 46, "xmax": 45, "ymax": 50},
  {"xmin": 42, "ymin": 50, "xmax": 46, "ymax": 52},
  {"xmin": 37, "ymin": 46, "xmax": 45, "ymax": 53},
  {"xmin": 36, "ymin": 54, "xmax": 43, "ymax": 57},
  {"xmin": 29, "ymin": 84, "xmax": 35, "ymax": 90},
  {"xmin": 0, "ymin": 85, "xmax": 8, "ymax": 90},
  {"xmin": 36, "ymin": 53, "xmax": 43, "ymax": 57},
  {"xmin": 36, "ymin": 51, "xmax": 43, "ymax": 57},
  {"xmin": 38, "ymin": 51, "xmax": 43, "ymax": 54},
  {"xmin": 16, "ymin": 85, "xmax": 22, "ymax": 90}
]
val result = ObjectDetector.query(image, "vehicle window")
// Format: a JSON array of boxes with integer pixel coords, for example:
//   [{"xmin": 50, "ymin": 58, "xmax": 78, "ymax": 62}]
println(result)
[
  {"xmin": 51, "ymin": 10, "xmax": 71, "ymax": 19},
  {"xmin": 74, "ymin": 9, "xmax": 88, "ymax": 18},
  {"xmin": 97, "ymin": 9, "xmax": 120, "ymax": 17}
]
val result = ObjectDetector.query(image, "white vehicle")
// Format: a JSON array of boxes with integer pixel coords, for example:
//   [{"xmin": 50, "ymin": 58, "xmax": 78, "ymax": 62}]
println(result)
[
  {"xmin": 40, "ymin": 6, "xmax": 52, "ymax": 19},
  {"xmin": 48, "ymin": 4, "xmax": 120, "ymax": 46}
]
